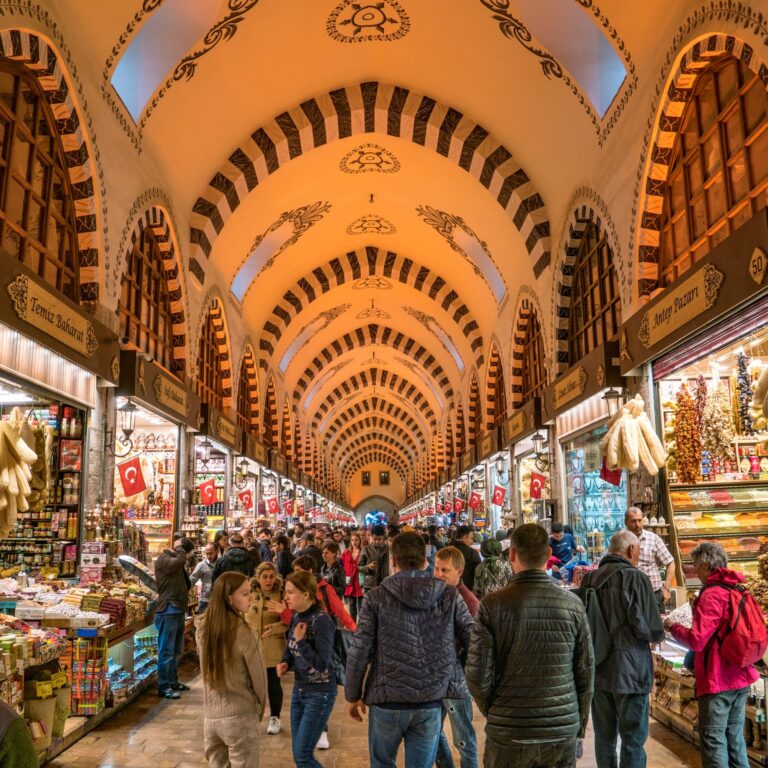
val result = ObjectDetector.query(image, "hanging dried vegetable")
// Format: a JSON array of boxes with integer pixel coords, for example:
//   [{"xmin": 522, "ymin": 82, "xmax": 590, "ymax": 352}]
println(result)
[
  {"xmin": 736, "ymin": 352, "xmax": 755, "ymax": 435},
  {"xmin": 674, "ymin": 383, "xmax": 701, "ymax": 484},
  {"xmin": 701, "ymin": 381, "xmax": 735, "ymax": 461},
  {"xmin": 694, "ymin": 375, "xmax": 708, "ymax": 433}
]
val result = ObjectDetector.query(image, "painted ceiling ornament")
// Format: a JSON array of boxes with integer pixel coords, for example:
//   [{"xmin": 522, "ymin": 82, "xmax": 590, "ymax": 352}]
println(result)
[
  {"xmin": 353, "ymin": 276, "xmax": 392, "ymax": 290},
  {"xmin": 327, "ymin": 1, "xmax": 410, "ymax": 43},
  {"xmin": 346, "ymin": 214, "xmax": 397, "ymax": 236},
  {"xmin": 340, "ymin": 143, "xmax": 401, "ymax": 174},
  {"xmin": 356, "ymin": 299, "xmax": 390, "ymax": 320}
]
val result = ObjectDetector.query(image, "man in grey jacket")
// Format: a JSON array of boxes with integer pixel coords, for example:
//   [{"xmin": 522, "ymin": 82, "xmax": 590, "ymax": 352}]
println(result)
[
  {"xmin": 577, "ymin": 529, "xmax": 664, "ymax": 768},
  {"xmin": 466, "ymin": 523, "xmax": 594, "ymax": 768},
  {"xmin": 345, "ymin": 531, "xmax": 474, "ymax": 768}
]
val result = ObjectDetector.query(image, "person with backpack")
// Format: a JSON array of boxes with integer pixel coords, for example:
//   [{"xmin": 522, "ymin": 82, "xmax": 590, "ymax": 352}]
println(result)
[
  {"xmin": 664, "ymin": 541, "xmax": 766, "ymax": 768},
  {"xmin": 473, "ymin": 539, "xmax": 514, "ymax": 599},
  {"xmin": 577, "ymin": 529, "xmax": 664, "ymax": 767}
]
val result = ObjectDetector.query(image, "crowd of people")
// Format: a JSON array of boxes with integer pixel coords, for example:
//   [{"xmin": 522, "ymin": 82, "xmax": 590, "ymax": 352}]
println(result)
[{"xmin": 148, "ymin": 512, "xmax": 765, "ymax": 768}]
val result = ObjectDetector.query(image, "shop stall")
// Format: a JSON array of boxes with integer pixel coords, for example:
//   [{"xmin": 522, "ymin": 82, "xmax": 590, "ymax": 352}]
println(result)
[
  {"xmin": 194, "ymin": 406, "xmax": 241, "ymax": 541},
  {"xmin": 621, "ymin": 209, "xmax": 768, "ymax": 587},
  {"xmin": 0, "ymin": 259, "xmax": 120, "ymax": 581},
  {"xmin": 113, "ymin": 352, "xmax": 200, "ymax": 567},
  {"xmin": 477, "ymin": 428, "xmax": 508, "ymax": 533},
  {"xmin": 542, "ymin": 342, "xmax": 626, "ymax": 560}
]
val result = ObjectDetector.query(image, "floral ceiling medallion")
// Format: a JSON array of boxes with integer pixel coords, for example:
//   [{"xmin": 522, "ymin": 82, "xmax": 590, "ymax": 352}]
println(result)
[
  {"xmin": 356, "ymin": 300, "xmax": 390, "ymax": 320},
  {"xmin": 354, "ymin": 276, "xmax": 392, "ymax": 290},
  {"xmin": 346, "ymin": 214, "xmax": 397, "ymax": 236},
  {"xmin": 340, "ymin": 143, "xmax": 400, "ymax": 174},
  {"xmin": 327, "ymin": 1, "xmax": 410, "ymax": 43}
]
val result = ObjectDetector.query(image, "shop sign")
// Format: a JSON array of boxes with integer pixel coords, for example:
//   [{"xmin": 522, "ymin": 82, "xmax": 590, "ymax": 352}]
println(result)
[
  {"xmin": 7, "ymin": 274, "xmax": 97, "ymax": 357},
  {"xmin": 553, "ymin": 367, "xmax": 588, "ymax": 410},
  {"xmin": 480, "ymin": 431, "xmax": 494, "ymax": 460},
  {"xmin": 214, "ymin": 414, "xmax": 237, "ymax": 447},
  {"xmin": 152, "ymin": 373, "xmax": 190, "ymax": 417},
  {"xmin": 288, "ymin": 464, "xmax": 301, "ymax": 483},
  {"xmin": 247, "ymin": 435, "xmax": 268, "ymax": 465},
  {"xmin": 638, "ymin": 264, "xmax": 724, "ymax": 349},
  {"xmin": 749, "ymin": 247, "xmax": 768, "ymax": 286},
  {"xmin": 506, "ymin": 411, "xmax": 527, "ymax": 442}
]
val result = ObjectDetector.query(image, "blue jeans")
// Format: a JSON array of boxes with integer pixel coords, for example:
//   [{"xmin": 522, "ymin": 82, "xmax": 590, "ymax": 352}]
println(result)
[
  {"xmin": 436, "ymin": 697, "xmax": 478, "ymax": 768},
  {"xmin": 290, "ymin": 686, "xmax": 336, "ymax": 768},
  {"xmin": 368, "ymin": 705, "xmax": 442, "ymax": 768},
  {"xmin": 698, "ymin": 687, "xmax": 750, "ymax": 768},
  {"xmin": 591, "ymin": 690, "xmax": 649, "ymax": 767},
  {"xmin": 154, "ymin": 610, "xmax": 185, "ymax": 691}
]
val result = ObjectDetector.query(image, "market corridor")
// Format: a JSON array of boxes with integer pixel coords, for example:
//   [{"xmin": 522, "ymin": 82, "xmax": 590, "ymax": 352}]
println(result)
[{"xmin": 46, "ymin": 667, "xmax": 700, "ymax": 768}]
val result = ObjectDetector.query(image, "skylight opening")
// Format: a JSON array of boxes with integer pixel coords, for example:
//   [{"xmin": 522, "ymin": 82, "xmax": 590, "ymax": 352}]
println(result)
[
  {"xmin": 111, "ymin": 0, "xmax": 222, "ymax": 122},
  {"xmin": 518, "ymin": 0, "xmax": 626, "ymax": 117}
]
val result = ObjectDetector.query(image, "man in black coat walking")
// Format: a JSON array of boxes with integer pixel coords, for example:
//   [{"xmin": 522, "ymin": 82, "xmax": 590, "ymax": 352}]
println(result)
[
  {"xmin": 577, "ymin": 529, "xmax": 664, "ymax": 768},
  {"xmin": 211, "ymin": 533, "xmax": 257, "ymax": 583}
]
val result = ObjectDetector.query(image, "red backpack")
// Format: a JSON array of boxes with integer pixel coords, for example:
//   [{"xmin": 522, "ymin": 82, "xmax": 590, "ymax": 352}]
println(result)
[{"xmin": 702, "ymin": 583, "xmax": 768, "ymax": 668}]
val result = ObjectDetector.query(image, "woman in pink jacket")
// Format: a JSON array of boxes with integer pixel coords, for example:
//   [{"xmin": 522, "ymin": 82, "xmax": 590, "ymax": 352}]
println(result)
[{"xmin": 664, "ymin": 542, "xmax": 757, "ymax": 768}]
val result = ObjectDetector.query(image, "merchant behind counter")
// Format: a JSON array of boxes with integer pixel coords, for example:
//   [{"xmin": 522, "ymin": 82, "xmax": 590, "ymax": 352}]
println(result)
[{"xmin": 548, "ymin": 522, "xmax": 584, "ymax": 579}]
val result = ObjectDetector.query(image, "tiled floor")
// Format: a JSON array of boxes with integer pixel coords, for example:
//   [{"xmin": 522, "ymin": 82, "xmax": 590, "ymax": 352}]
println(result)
[{"xmin": 47, "ymin": 665, "xmax": 701, "ymax": 767}]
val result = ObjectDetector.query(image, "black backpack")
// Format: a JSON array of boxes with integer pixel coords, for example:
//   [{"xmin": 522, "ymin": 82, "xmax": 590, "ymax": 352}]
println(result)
[{"xmin": 580, "ymin": 563, "xmax": 631, "ymax": 666}]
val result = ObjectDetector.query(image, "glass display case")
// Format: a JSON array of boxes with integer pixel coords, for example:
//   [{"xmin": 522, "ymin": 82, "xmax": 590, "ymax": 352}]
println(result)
[{"xmin": 563, "ymin": 423, "xmax": 628, "ymax": 562}]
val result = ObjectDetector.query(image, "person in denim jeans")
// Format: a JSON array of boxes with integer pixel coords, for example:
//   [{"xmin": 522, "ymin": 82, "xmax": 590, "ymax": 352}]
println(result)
[
  {"xmin": 665, "ymin": 542, "xmax": 758, "ymax": 768},
  {"xmin": 345, "ymin": 532, "xmax": 474, "ymax": 768},
  {"xmin": 277, "ymin": 570, "xmax": 336, "ymax": 768}
]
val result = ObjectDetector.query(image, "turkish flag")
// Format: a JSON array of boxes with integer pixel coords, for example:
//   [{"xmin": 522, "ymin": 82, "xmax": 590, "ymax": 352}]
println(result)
[
  {"xmin": 282, "ymin": 499, "xmax": 293, "ymax": 516},
  {"xmin": 468, "ymin": 491, "xmax": 481, "ymax": 511},
  {"xmin": 600, "ymin": 457, "xmax": 623, "ymax": 487},
  {"xmin": 297, "ymin": 501, "xmax": 305, "ymax": 516},
  {"xmin": 238, "ymin": 490, "xmax": 253, "ymax": 510},
  {"xmin": 454, "ymin": 497, "xmax": 465, "ymax": 512},
  {"xmin": 117, "ymin": 456, "xmax": 146, "ymax": 498},
  {"xmin": 529, "ymin": 473, "xmax": 547, "ymax": 499},
  {"xmin": 198, "ymin": 478, "xmax": 217, "ymax": 506},
  {"xmin": 492, "ymin": 486, "xmax": 507, "ymax": 506},
  {"xmin": 266, "ymin": 497, "xmax": 278, "ymax": 515}
]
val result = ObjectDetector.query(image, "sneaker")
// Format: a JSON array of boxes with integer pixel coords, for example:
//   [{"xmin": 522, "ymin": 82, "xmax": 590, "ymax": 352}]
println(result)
[
  {"xmin": 172, "ymin": 682, "xmax": 190, "ymax": 691},
  {"xmin": 266, "ymin": 716, "xmax": 281, "ymax": 735},
  {"xmin": 157, "ymin": 688, "xmax": 180, "ymax": 699},
  {"xmin": 316, "ymin": 731, "xmax": 329, "ymax": 749}
]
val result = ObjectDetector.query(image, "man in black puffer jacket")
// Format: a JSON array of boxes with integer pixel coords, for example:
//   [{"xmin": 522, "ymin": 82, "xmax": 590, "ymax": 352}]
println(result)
[
  {"xmin": 466, "ymin": 523, "xmax": 594, "ymax": 768},
  {"xmin": 211, "ymin": 533, "xmax": 257, "ymax": 584},
  {"xmin": 345, "ymin": 531, "xmax": 474, "ymax": 768}
]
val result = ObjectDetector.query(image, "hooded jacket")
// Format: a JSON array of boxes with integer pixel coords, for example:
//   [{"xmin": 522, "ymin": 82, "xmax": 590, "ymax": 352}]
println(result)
[
  {"xmin": 670, "ymin": 567, "xmax": 760, "ymax": 696},
  {"xmin": 344, "ymin": 570, "xmax": 474, "ymax": 706},
  {"xmin": 577, "ymin": 554, "xmax": 664, "ymax": 694},
  {"xmin": 211, "ymin": 546, "xmax": 257, "ymax": 583}
]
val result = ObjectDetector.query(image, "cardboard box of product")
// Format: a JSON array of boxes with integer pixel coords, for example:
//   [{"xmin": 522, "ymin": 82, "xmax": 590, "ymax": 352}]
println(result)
[
  {"xmin": 15, "ymin": 603, "xmax": 44, "ymax": 621},
  {"xmin": 80, "ymin": 554, "xmax": 109, "ymax": 568}
]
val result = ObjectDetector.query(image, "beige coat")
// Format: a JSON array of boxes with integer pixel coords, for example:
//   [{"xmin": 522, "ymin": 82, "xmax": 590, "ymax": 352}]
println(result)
[
  {"xmin": 245, "ymin": 585, "xmax": 288, "ymax": 668},
  {"xmin": 195, "ymin": 614, "xmax": 267, "ymax": 721}
]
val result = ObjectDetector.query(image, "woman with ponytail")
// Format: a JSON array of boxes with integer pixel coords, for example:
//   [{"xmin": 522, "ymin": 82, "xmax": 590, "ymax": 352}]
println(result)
[{"xmin": 196, "ymin": 571, "xmax": 267, "ymax": 767}]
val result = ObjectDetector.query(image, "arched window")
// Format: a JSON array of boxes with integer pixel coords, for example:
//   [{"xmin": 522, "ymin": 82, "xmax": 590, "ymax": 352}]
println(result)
[
  {"xmin": 195, "ymin": 312, "xmax": 226, "ymax": 411},
  {"xmin": 521, "ymin": 309, "xmax": 547, "ymax": 404},
  {"xmin": 568, "ymin": 223, "xmax": 621, "ymax": 363},
  {"xmin": 659, "ymin": 56, "xmax": 768, "ymax": 287},
  {"xmin": 119, "ymin": 227, "xmax": 177, "ymax": 375},
  {"xmin": 0, "ymin": 64, "xmax": 80, "ymax": 302}
]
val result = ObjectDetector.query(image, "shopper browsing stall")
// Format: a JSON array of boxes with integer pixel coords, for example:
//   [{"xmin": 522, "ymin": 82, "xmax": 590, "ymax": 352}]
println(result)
[
  {"xmin": 197, "ymin": 572, "xmax": 266, "ymax": 768},
  {"xmin": 190, "ymin": 542, "xmax": 218, "ymax": 613},
  {"xmin": 212, "ymin": 533, "xmax": 258, "ymax": 583},
  {"xmin": 625, "ymin": 507, "xmax": 676, "ymax": 612}
]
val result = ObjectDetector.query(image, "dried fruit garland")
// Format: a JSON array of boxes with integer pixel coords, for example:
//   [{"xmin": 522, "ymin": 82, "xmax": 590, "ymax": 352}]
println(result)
[
  {"xmin": 701, "ymin": 381, "xmax": 735, "ymax": 461},
  {"xmin": 674, "ymin": 383, "xmax": 701, "ymax": 484},
  {"xmin": 737, "ymin": 352, "xmax": 755, "ymax": 436},
  {"xmin": 694, "ymin": 375, "xmax": 708, "ymax": 433}
]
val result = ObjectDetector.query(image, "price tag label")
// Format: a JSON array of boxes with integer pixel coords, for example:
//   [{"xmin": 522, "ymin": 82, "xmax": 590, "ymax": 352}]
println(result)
[
  {"xmin": 51, "ymin": 671, "xmax": 67, "ymax": 689},
  {"xmin": 35, "ymin": 681, "xmax": 53, "ymax": 698}
]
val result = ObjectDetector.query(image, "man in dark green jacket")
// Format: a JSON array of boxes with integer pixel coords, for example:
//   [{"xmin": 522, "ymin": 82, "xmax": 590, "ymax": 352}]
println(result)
[
  {"xmin": 0, "ymin": 699, "xmax": 37, "ymax": 767},
  {"xmin": 577, "ymin": 529, "xmax": 664, "ymax": 768},
  {"xmin": 466, "ymin": 523, "xmax": 594, "ymax": 768}
]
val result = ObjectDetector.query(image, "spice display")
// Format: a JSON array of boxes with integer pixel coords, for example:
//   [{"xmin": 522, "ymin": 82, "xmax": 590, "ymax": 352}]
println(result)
[
  {"xmin": 673, "ymin": 383, "xmax": 701, "ymax": 484},
  {"xmin": 599, "ymin": 394, "xmax": 668, "ymax": 475},
  {"xmin": 737, "ymin": 352, "xmax": 755, "ymax": 436},
  {"xmin": 701, "ymin": 381, "xmax": 735, "ymax": 462}
]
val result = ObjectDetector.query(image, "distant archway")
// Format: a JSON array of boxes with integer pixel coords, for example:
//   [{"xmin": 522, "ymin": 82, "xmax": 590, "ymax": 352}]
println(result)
[{"xmin": 354, "ymin": 495, "xmax": 397, "ymax": 525}]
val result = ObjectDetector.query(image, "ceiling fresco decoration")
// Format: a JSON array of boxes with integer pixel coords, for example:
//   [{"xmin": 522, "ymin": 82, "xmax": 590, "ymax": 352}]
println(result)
[
  {"xmin": 326, "ymin": 1, "xmax": 411, "ymax": 43},
  {"xmin": 231, "ymin": 202, "xmax": 333, "ymax": 302},
  {"xmin": 404, "ymin": 305, "xmax": 465, "ymax": 372},
  {"xmin": 353, "ymin": 277, "xmax": 392, "ymax": 290},
  {"xmin": 355, "ymin": 300, "xmax": 391, "ymax": 320},
  {"xmin": 346, "ymin": 214, "xmax": 397, "ymax": 235},
  {"xmin": 278, "ymin": 303, "xmax": 352, "ymax": 372},
  {"xmin": 340, "ymin": 142, "xmax": 401, "ymax": 173}
]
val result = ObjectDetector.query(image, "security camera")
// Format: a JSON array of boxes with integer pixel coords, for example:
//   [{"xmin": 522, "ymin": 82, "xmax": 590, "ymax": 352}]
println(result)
[{"xmin": 119, "ymin": 336, "xmax": 130, "ymax": 345}]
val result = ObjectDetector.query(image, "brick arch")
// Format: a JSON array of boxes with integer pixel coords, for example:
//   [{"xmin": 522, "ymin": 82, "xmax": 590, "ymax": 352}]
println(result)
[
  {"xmin": 325, "ymin": 399, "xmax": 427, "ymax": 448},
  {"xmin": 190, "ymin": 82, "xmax": 551, "ymax": 283},
  {"xmin": 0, "ymin": 29, "xmax": 102, "ymax": 302},
  {"xmin": 261, "ymin": 246, "xmax": 484, "ymax": 370},
  {"xmin": 467, "ymin": 374, "xmax": 480, "ymax": 448},
  {"xmin": 636, "ymin": 33, "xmax": 768, "ymax": 299},
  {"xmin": 326, "ymin": 415, "xmax": 420, "ymax": 457},
  {"xmin": 263, "ymin": 376, "xmax": 278, "ymax": 448},
  {"xmin": 281, "ymin": 400, "xmax": 292, "ymax": 457},
  {"xmin": 335, "ymin": 433, "xmax": 415, "ymax": 469},
  {"xmin": 455, "ymin": 399, "xmax": 466, "ymax": 456},
  {"xmin": 236, "ymin": 344, "xmax": 260, "ymax": 434},
  {"xmin": 293, "ymin": 410, "xmax": 303, "ymax": 466},
  {"xmin": 485, "ymin": 342, "xmax": 507, "ymax": 429},
  {"xmin": 445, "ymin": 416, "xmax": 455, "ymax": 466},
  {"xmin": 293, "ymin": 324, "xmax": 454, "ymax": 404},
  {"xmin": 510, "ymin": 286, "xmax": 549, "ymax": 407},
  {"xmin": 342, "ymin": 450, "xmax": 408, "ymax": 484},
  {"xmin": 311, "ymin": 370, "xmax": 438, "ymax": 430},
  {"xmin": 552, "ymin": 203, "xmax": 622, "ymax": 373},
  {"xmin": 121, "ymin": 205, "xmax": 189, "ymax": 377},
  {"xmin": 194, "ymin": 295, "xmax": 233, "ymax": 409}
]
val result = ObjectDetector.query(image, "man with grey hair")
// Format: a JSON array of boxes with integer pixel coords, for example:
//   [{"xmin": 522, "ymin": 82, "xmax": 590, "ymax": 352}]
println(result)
[
  {"xmin": 625, "ymin": 506, "xmax": 676, "ymax": 612},
  {"xmin": 577, "ymin": 528, "xmax": 664, "ymax": 768}
]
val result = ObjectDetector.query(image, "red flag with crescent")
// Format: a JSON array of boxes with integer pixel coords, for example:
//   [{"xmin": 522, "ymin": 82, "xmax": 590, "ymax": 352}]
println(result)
[
  {"xmin": 198, "ymin": 478, "xmax": 217, "ymax": 506},
  {"xmin": 238, "ymin": 490, "xmax": 253, "ymax": 510},
  {"xmin": 468, "ymin": 491, "xmax": 481, "ymax": 511},
  {"xmin": 492, "ymin": 486, "xmax": 507, "ymax": 506},
  {"xmin": 454, "ymin": 497, "xmax": 465, "ymax": 513},
  {"xmin": 266, "ymin": 497, "xmax": 279, "ymax": 515},
  {"xmin": 529, "ymin": 473, "xmax": 547, "ymax": 499},
  {"xmin": 117, "ymin": 456, "xmax": 146, "ymax": 498}
]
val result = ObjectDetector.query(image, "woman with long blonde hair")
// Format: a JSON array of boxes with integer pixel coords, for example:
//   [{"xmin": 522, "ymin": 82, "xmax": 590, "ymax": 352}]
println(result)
[{"xmin": 196, "ymin": 571, "xmax": 267, "ymax": 768}]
